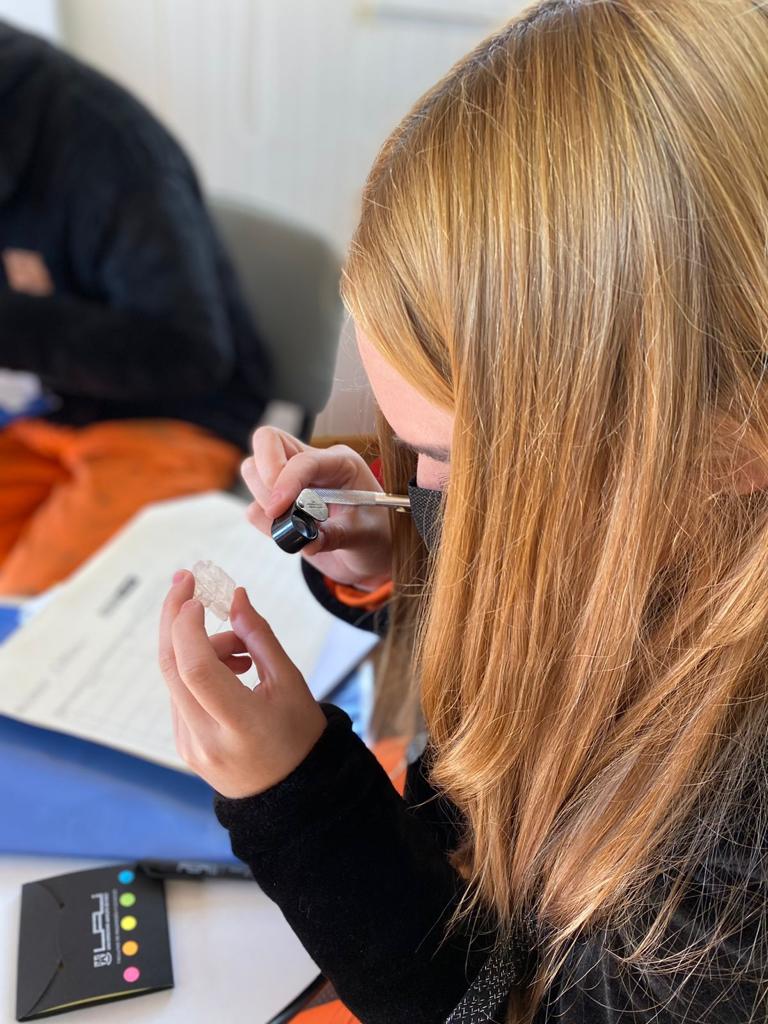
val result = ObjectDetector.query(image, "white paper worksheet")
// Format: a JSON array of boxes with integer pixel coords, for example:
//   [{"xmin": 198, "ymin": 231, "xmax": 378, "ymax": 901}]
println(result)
[{"xmin": 0, "ymin": 492, "xmax": 377, "ymax": 771}]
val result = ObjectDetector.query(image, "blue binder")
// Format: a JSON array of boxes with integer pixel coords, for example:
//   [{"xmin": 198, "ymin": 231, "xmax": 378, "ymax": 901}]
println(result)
[
  {"xmin": 0, "ymin": 665, "xmax": 362, "ymax": 860},
  {"xmin": 0, "ymin": 713, "xmax": 237, "ymax": 860}
]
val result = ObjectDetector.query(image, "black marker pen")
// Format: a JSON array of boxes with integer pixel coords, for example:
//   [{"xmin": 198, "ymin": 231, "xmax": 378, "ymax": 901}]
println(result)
[{"xmin": 137, "ymin": 858, "xmax": 253, "ymax": 881}]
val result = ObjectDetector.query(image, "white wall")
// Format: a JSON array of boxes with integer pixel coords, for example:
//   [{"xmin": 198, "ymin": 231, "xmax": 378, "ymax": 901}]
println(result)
[
  {"xmin": 59, "ymin": 0, "xmax": 529, "ymax": 434},
  {"xmin": 0, "ymin": 0, "xmax": 58, "ymax": 39}
]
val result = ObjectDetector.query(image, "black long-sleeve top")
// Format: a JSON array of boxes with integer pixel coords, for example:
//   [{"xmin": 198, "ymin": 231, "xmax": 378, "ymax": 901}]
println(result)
[
  {"xmin": 0, "ymin": 22, "xmax": 270, "ymax": 449},
  {"xmin": 214, "ymin": 563, "xmax": 766, "ymax": 1023}
]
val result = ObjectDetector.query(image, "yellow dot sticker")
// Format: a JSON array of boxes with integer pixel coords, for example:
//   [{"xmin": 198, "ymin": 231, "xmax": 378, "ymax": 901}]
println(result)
[
  {"xmin": 120, "ymin": 915, "xmax": 137, "ymax": 931},
  {"xmin": 119, "ymin": 892, "xmax": 136, "ymax": 908},
  {"xmin": 122, "ymin": 940, "xmax": 139, "ymax": 956}
]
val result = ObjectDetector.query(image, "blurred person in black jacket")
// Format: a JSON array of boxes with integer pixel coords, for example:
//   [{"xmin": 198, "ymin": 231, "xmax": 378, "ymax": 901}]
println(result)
[{"xmin": 0, "ymin": 21, "xmax": 271, "ymax": 595}]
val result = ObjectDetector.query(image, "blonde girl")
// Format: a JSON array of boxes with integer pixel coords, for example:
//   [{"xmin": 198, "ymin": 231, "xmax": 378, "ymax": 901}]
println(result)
[{"xmin": 160, "ymin": 1, "xmax": 768, "ymax": 1020}]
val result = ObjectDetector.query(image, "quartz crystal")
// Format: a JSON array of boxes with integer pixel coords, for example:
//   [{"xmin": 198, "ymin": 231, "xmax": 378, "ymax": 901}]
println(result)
[{"xmin": 192, "ymin": 560, "xmax": 236, "ymax": 621}]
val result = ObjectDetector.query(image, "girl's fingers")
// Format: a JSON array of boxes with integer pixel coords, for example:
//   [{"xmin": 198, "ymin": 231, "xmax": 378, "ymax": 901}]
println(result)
[
  {"xmin": 159, "ymin": 574, "xmax": 216, "ymax": 732},
  {"xmin": 265, "ymin": 448, "xmax": 365, "ymax": 517},
  {"xmin": 171, "ymin": 599, "xmax": 249, "ymax": 725},
  {"xmin": 241, "ymin": 455, "xmax": 272, "ymax": 508},
  {"xmin": 244, "ymin": 428, "xmax": 306, "ymax": 507},
  {"xmin": 222, "ymin": 654, "xmax": 253, "ymax": 675},
  {"xmin": 158, "ymin": 571, "xmax": 195, "ymax": 681},
  {"xmin": 209, "ymin": 631, "xmax": 248, "ymax": 659},
  {"xmin": 229, "ymin": 587, "xmax": 297, "ymax": 684},
  {"xmin": 245, "ymin": 501, "xmax": 275, "ymax": 537},
  {"xmin": 209, "ymin": 631, "xmax": 253, "ymax": 674},
  {"xmin": 301, "ymin": 518, "xmax": 353, "ymax": 555}
]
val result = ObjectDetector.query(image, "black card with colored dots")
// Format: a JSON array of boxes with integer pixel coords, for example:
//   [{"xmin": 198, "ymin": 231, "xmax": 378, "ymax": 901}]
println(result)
[{"xmin": 16, "ymin": 862, "xmax": 173, "ymax": 1020}]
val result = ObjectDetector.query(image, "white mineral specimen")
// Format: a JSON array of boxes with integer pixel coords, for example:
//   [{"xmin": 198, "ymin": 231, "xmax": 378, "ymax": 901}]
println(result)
[{"xmin": 192, "ymin": 560, "xmax": 236, "ymax": 621}]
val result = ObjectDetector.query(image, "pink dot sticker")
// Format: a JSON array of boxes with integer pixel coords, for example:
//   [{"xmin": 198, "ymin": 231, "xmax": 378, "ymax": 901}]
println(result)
[{"xmin": 123, "ymin": 966, "xmax": 140, "ymax": 984}]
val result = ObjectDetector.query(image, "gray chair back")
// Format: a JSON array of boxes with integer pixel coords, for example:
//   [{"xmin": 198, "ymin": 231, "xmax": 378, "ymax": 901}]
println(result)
[{"xmin": 210, "ymin": 197, "xmax": 343, "ymax": 437}]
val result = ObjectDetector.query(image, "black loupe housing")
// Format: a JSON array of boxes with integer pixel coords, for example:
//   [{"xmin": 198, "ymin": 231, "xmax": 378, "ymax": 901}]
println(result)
[{"xmin": 271, "ymin": 506, "xmax": 320, "ymax": 553}]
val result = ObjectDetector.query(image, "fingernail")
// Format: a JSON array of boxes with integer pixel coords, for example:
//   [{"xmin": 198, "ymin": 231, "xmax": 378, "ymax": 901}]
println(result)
[
  {"xmin": 172, "ymin": 570, "xmax": 186, "ymax": 584},
  {"xmin": 182, "ymin": 598, "xmax": 201, "ymax": 612}
]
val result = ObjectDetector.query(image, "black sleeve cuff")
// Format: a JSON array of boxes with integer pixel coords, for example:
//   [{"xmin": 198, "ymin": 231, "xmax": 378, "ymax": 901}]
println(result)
[
  {"xmin": 300, "ymin": 558, "xmax": 389, "ymax": 636},
  {"xmin": 213, "ymin": 703, "xmax": 385, "ymax": 855}
]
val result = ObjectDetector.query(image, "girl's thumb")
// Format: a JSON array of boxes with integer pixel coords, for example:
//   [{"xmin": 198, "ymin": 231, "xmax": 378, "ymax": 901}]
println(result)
[{"xmin": 229, "ymin": 587, "xmax": 293, "ymax": 680}]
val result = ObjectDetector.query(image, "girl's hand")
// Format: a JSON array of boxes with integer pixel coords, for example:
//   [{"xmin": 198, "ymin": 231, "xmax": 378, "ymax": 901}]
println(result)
[
  {"xmin": 242, "ymin": 426, "xmax": 393, "ymax": 591},
  {"xmin": 158, "ymin": 570, "xmax": 327, "ymax": 799}
]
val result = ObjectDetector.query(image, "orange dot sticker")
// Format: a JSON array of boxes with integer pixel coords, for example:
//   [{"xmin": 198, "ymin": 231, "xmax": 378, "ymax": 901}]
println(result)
[
  {"xmin": 120, "ymin": 915, "xmax": 137, "ymax": 931},
  {"xmin": 122, "ymin": 940, "xmax": 139, "ymax": 956}
]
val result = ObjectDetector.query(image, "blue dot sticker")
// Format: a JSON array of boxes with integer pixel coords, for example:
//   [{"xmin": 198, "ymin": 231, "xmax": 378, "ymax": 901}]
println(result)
[{"xmin": 118, "ymin": 869, "xmax": 135, "ymax": 884}]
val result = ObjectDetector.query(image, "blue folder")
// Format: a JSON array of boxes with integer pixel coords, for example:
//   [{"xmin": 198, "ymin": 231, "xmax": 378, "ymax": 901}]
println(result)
[
  {"xmin": 0, "ymin": 713, "xmax": 237, "ymax": 861},
  {"xmin": 0, "ymin": 665, "xmax": 361, "ymax": 861}
]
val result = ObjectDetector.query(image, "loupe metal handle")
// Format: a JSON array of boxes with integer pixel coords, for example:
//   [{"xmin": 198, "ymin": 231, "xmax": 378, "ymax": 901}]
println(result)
[
  {"xmin": 271, "ymin": 488, "xmax": 411, "ymax": 554},
  {"xmin": 312, "ymin": 489, "xmax": 411, "ymax": 512}
]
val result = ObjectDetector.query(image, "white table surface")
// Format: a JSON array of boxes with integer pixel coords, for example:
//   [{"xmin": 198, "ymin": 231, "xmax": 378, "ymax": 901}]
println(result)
[{"xmin": 1, "ymin": 854, "xmax": 318, "ymax": 1024}]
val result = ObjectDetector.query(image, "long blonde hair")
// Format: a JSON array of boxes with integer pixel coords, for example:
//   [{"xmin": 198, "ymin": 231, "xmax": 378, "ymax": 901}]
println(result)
[{"xmin": 342, "ymin": 1, "xmax": 768, "ymax": 1018}]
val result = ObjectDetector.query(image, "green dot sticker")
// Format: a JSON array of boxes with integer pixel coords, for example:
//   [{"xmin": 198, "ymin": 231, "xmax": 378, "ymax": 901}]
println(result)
[
  {"xmin": 120, "ymin": 915, "xmax": 137, "ymax": 931},
  {"xmin": 119, "ymin": 892, "xmax": 136, "ymax": 908}
]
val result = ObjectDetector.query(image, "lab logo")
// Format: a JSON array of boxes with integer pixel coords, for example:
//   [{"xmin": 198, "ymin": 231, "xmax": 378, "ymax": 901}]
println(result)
[{"xmin": 90, "ymin": 891, "xmax": 113, "ymax": 967}]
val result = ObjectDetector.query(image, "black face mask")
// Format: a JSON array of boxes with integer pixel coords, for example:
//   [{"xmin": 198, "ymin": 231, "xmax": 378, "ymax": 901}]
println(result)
[{"xmin": 407, "ymin": 478, "xmax": 444, "ymax": 550}]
